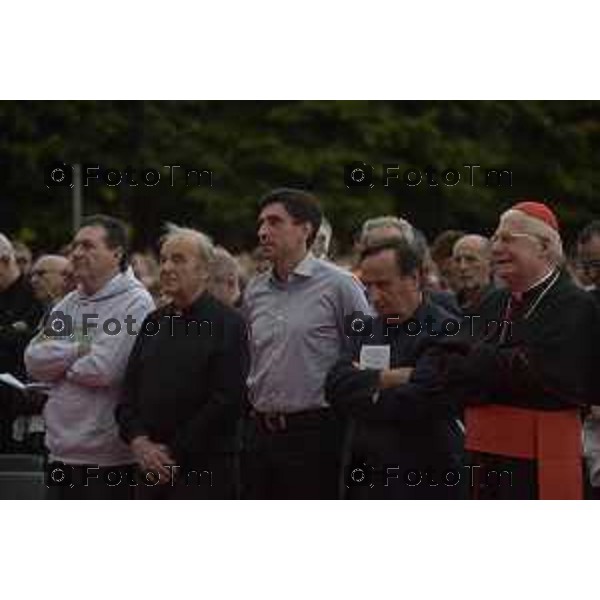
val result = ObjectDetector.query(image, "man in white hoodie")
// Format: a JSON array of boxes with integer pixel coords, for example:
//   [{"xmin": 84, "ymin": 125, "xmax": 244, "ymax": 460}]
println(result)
[{"xmin": 25, "ymin": 215, "xmax": 155, "ymax": 499}]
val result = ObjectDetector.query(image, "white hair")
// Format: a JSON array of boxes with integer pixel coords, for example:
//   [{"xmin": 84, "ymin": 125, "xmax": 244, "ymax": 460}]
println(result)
[
  {"xmin": 211, "ymin": 246, "xmax": 240, "ymax": 282},
  {"xmin": 161, "ymin": 223, "xmax": 214, "ymax": 264},
  {"xmin": 0, "ymin": 233, "xmax": 15, "ymax": 260},
  {"xmin": 360, "ymin": 215, "xmax": 415, "ymax": 245},
  {"xmin": 453, "ymin": 234, "xmax": 491, "ymax": 258},
  {"xmin": 501, "ymin": 209, "xmax": 564, "ymax": 266}
]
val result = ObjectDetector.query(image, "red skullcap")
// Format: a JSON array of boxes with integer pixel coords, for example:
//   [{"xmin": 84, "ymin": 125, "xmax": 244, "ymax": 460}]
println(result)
[{"xmin": 511, "ymin": 201, "xmax": 559, "ymax": 232}]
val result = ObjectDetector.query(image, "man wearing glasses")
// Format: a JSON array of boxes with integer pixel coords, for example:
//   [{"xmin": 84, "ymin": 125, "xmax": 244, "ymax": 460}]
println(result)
[
  {"xmin": 30, "ymin": 255, "xmax": 74, "ymax": 312},
  {"xmin": 577, "ymin": 222, "xmax": 600, "ymax": 293},
  {"xmin": 433, "ymin": 201, "xmax": 599, "ymax": 499}
]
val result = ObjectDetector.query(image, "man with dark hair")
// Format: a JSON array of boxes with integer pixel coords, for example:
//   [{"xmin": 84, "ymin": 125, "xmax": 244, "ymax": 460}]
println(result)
[
  {"xmin": 79, "ymin": 214, "xmax": 130, "ymax": 272},
  {"xmin": 25, "ymin": 215, "xmax": 154, "ymax": 499},
  {"xmin": 257, "ymin": 188, "xmax": 323, "ymax": 247},
  {"xmin": 243, "ymin": 188, "xmax": 371, "ymax": 499},
  {"xmin": 0, "ymin": 233, "xmax": 44, "ymax": 452},
  {"xmin": 356, "ymin": 216, "xmax": 461, "ymax": 317},
  {"xmin": 326, "ymin": 238, "xmax": 464, "ymax": 499}
]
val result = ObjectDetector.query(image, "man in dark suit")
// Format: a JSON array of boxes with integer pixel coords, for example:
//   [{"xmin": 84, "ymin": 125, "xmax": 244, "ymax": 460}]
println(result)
[
  {"xmin": 0, "ymin": 233, "xmax": 44, "ymax": 452},
  {"xmin": 326, "ymin": 238, "xmax": 465, "ymax": 499},
  {"xmin": 116, "ymin": 225, "xmax": 249, "ymax": 499}
]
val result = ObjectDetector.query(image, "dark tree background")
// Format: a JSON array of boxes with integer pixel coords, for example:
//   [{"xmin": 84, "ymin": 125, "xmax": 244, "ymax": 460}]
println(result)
[{"xmin": 1, "ymin": 100, "xmax": 598, "ymax": 255}]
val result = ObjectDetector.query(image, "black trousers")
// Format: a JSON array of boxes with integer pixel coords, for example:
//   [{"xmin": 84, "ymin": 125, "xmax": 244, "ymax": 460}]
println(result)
[
  {"xmin": 45, "ymin": 463, "xmax": 136, "ymax": 500},
  {"xmin": 241, "ymin": 409, "xmax": 343, "ymax": 500},
  {"xmin": 134, "ymin": 453, "xmax": 238, "ymax": 500}
]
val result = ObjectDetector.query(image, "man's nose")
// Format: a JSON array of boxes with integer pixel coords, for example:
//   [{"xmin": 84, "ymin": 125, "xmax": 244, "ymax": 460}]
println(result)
[
  {"xmin": 258, "ymin": 222, "xmax": 270, "ymax": 239},
  {"xmin": 368, "ymin": 286, "xmax": 382, "ymax": 305}
]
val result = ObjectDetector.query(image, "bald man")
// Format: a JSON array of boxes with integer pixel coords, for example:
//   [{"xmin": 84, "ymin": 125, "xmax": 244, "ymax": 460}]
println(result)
[
  {"xmin": 452, "ymin": 234, "xmax": 494, "ymax": 312},
  {"xmin": 30, "ymin": 254, "xmax": 73, "ymax": 308}
]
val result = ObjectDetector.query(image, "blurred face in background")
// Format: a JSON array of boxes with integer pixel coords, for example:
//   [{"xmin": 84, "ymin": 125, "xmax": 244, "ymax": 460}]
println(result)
[
  {"xmin": 577, "ymin": 234, "xmax": 600, "ymax": 288},
  {"xmin": 30, "ymin": 255, "xmax": 72, "ymax": 303},
  {"xmin": 209, "ymin": 249, "xmax": 242, "ymax": 307},
  {"xmin": 14, "ymin": 242, "xmax": 32, "ymax": 275},
  {"xmin": 452, "ymin": 236, "xmax": 491, "ymax": 293}
]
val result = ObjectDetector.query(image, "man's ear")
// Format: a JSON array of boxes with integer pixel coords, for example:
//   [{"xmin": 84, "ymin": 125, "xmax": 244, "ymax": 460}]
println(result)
[
  {"xmin": 113, "ymin": 247, "xmax": 124, "ymax": 265},
  {"xmin": 537, "ymin": 237, "xmax": 550, "ymax": 259},
  {"xmin": 302, "ymin": 221, "xmax": 313, "ymax": 241},
  {"xmin": 413, "ymin": 268, "xmax": 424, "ymax": 290}
]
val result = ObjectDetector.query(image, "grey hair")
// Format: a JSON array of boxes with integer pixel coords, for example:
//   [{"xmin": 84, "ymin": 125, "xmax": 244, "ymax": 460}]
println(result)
[
  {"xmin": 161, "ymin": 223, "xmax": 214, "ymax": 264},
  {"xmin": 501, "ymin": 210, "xmax": 564, "ymax": 266},
  {"xmin": 211, "ymin": 246, "xmax": 241, "ymax": 282},
  {"xmin": 0, "ymin": 233, "xmax": 15, "ymax": 260},
  {"xmin": 360, "ymin": 215, "xmax": 415, "ymax": 245},
  {"xmin": 453, "ymin": 234, "xmax": 492, "ymax": 258}
]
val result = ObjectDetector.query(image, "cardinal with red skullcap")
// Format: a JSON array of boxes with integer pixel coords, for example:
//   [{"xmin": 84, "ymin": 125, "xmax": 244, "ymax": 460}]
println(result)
[{"xmin": 434, "ymin": 200, "xmax": 600, "ymax": 499}]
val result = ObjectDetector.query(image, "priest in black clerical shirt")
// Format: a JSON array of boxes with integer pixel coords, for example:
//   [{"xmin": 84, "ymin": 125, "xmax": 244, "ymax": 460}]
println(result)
[
  {"xmin": 116, "ymin": 226, "xmax": 248, "ymax": 499},
  {"xmin": 326, "ymin": 238, "xmax": 465, "ymax": 500}
]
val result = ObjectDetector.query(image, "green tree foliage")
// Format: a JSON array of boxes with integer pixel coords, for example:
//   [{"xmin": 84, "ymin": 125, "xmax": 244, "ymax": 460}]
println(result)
[{"xmin": 0, "ymin": 100, "xmax": 598, "ymax": 254}]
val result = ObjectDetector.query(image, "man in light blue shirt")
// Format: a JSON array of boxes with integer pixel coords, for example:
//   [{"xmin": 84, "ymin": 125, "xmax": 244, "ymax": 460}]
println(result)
[{"xmin": 242, "ymin": 188, "xmax": 371, "ymax": 499}]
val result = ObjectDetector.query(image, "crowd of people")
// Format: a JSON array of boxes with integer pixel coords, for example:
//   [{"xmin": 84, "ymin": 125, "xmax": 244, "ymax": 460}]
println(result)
[{"xmin": 1, "ymin": 188, "xmax": 600, "ymax": 500}]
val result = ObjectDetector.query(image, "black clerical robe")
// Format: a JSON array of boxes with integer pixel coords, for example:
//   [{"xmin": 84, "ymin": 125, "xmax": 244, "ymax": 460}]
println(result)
[
  {"xmin": 440, "ymin": 269, "xmax": 599, "ymax": 499},
  {"xmin": 325, "ymin": 300, "xmax": 465, "ymax": 500}
]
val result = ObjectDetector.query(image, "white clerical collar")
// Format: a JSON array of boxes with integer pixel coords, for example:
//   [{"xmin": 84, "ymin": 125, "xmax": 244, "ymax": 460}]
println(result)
[{"xmin": 523, "ymin": 267, "xmax": 556, "ymax": 294}]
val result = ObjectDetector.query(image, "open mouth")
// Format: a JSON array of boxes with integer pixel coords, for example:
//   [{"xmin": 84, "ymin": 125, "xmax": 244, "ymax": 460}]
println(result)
[{"xmin": 493, "ymin": 258, "xmax": 512, "ymax": 269}]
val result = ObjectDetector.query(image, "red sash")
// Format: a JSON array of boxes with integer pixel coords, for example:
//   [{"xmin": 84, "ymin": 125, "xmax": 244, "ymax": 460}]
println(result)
[{"xmin": 465, "ymin": 404, "xmax": 582, "ymax": 499}]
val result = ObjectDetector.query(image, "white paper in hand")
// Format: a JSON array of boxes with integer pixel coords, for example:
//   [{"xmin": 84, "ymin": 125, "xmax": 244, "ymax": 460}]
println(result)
[{"xmin": 359, "ymin": 345, "xmax": 391, "ymax": 370}]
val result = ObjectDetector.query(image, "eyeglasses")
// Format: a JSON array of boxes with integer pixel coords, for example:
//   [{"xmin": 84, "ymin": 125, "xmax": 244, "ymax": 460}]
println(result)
[
  {"xmin": 30, "ymin": 269, "xmax": 68, "ymax": 278},
  {"xmin": 579, "ymin": 259, "xmax": 600, "ymax": 273},
  {"xmin": 490, "ymin": 231, "xmax": 543, "ymax": 246}
]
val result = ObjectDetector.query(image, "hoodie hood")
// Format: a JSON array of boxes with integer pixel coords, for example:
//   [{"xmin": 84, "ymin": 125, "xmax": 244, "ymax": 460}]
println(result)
[{"xmin": 79, "ymin": 267, "xmax": 146, "ymax": 303}]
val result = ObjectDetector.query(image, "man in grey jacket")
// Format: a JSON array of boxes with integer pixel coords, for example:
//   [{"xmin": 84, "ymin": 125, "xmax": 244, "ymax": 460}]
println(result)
[{"xmin": 25, "ymin": 215, "xmax": 154, "ymax": 499}]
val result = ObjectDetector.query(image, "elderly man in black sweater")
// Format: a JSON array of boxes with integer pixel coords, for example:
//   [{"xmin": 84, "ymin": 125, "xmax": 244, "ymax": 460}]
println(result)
[{"xmin": 116, "ymin": 225, "xmax": 249, "ymax": 499}]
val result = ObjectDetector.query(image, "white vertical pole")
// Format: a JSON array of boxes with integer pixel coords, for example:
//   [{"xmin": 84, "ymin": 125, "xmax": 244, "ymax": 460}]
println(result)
[{"xmin": 72, "ymin": 163, "xmax": 82, "ymax": 233}]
